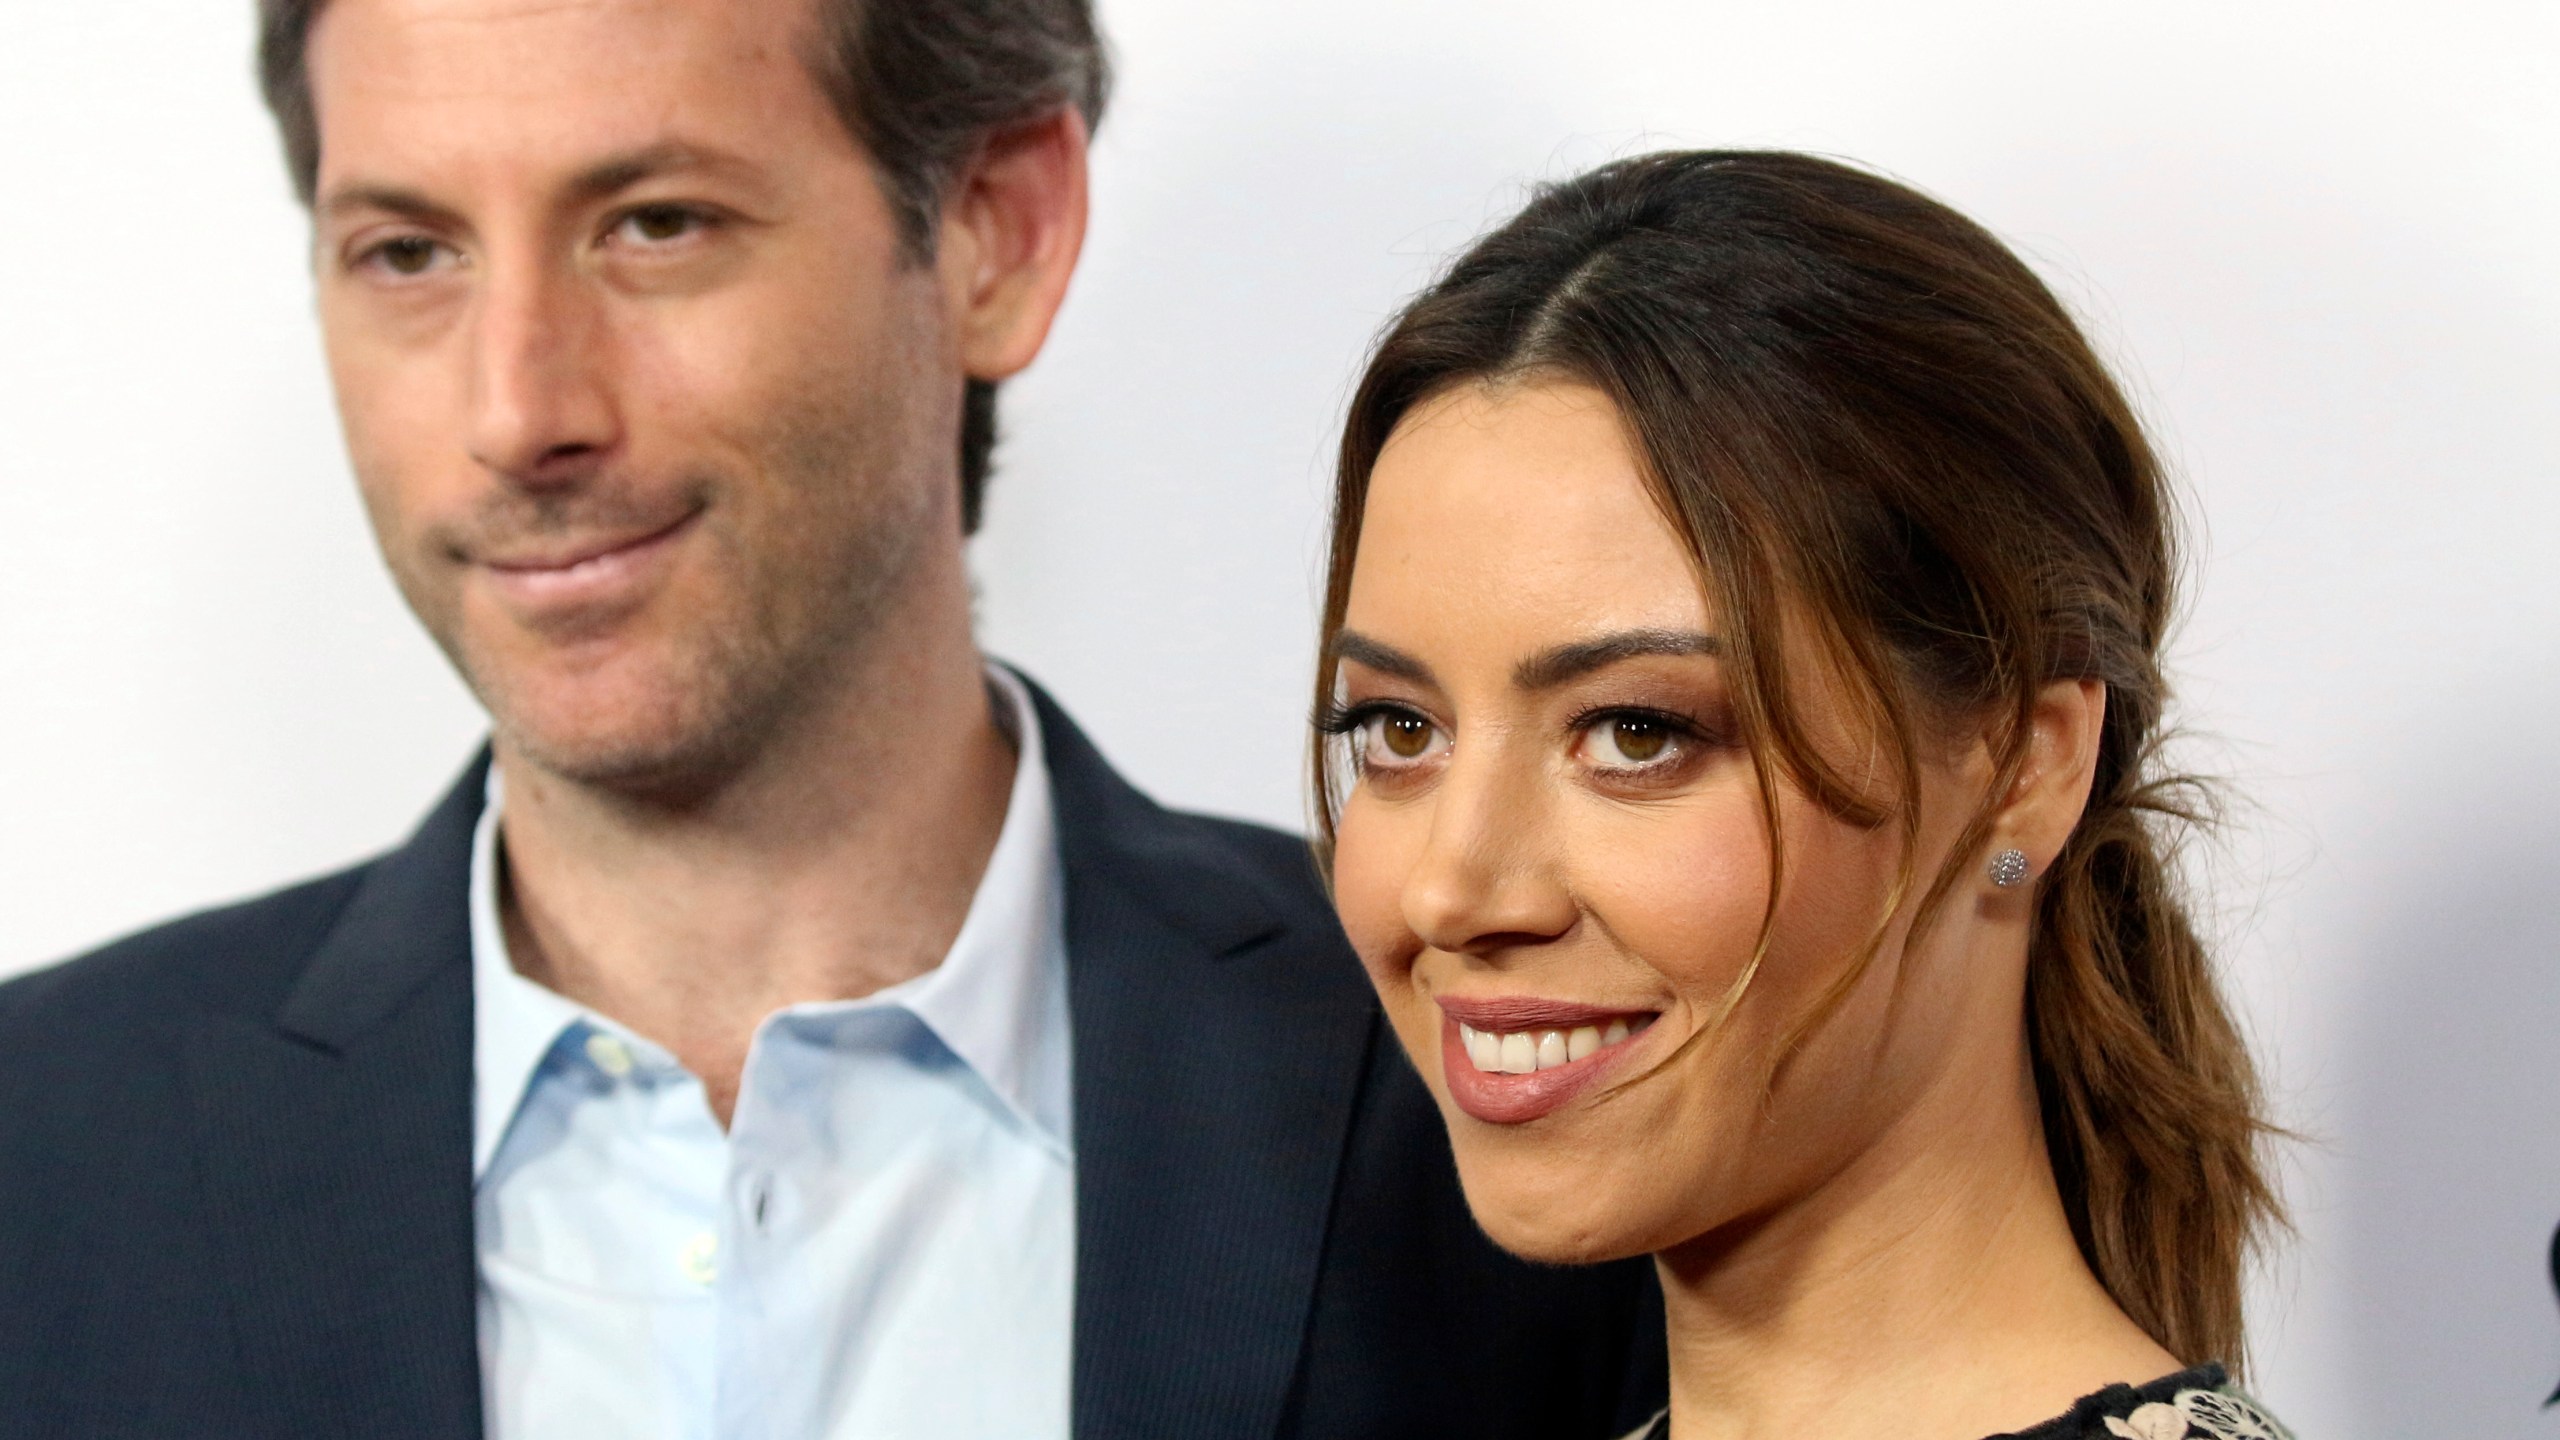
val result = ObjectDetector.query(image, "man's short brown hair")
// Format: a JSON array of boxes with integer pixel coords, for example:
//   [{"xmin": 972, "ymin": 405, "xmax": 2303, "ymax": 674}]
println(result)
[{"xmin": 255, "ymin": 0, "xmax": 1112, "ymax": 533}]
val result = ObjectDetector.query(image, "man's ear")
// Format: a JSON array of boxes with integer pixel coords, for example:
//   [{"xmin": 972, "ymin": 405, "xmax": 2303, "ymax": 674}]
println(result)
[
  {"xmin": 934, "ymin": 106, "xmax": 1090, "ymax": 384},
  {"xmin": 1992, "ymin": 679, "xmax": 2108, "ymax": 874}
]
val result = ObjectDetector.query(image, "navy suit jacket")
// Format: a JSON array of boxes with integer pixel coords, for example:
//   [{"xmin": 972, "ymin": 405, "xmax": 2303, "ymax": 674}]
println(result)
[{"xmin": 0, "ymin": 682, "xmax": 1663, "ymax": 1439}]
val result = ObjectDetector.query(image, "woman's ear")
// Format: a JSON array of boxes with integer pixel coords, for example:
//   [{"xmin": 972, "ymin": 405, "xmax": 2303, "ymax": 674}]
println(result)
[
  {"xmin": 1993, "ymin": 679, "xmax": 2108, "ymax": 872},
  {"xmin": 934, "ymin": 106, "xmax": 1091, "ymax": 384}
]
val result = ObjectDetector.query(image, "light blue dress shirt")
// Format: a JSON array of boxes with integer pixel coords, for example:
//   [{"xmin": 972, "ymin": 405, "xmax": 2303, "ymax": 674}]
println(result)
[{"xmin": 469, "ymin": 668, "xmax": 1074, "ymax": 1440}]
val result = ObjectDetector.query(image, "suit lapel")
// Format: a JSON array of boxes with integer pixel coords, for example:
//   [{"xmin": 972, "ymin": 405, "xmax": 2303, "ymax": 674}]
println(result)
[
  {"xmin": 1031, "ymin": 684, "xmax": 1378, "ymax": 1440},
  {"xmin": 184, "ymin": 759, "xmax": 488, "ymax": 1439}
]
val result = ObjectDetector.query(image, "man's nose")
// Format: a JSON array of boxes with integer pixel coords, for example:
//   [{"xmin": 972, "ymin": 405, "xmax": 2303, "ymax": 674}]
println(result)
[
  {"xmin": 1399, "ymin": 754, "xmax": 1577, "ymax": 960},
  {"xmin": 464, "ymin": 264, "xmax": 619, "ymax": 486}
]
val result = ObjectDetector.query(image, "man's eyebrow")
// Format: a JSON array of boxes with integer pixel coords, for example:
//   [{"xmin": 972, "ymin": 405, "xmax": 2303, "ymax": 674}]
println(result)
[
  {"xmin": 1512, "ymin": 628, "xmax": 1722, "ymax": 691},
  {"xmin": 560, "ymin": 141, "xmax": 766, "ymax": 207},
  {"xmin": 319, "ymin": 183, "xmax": 465, "ymax": 228},
  {"xmin": 1329, "ymin": 631, "xmax": 1437, "ymax": 687},
  {"xmin": 317, "ymin": 142, "xmax": 769, "ymax": 225}
]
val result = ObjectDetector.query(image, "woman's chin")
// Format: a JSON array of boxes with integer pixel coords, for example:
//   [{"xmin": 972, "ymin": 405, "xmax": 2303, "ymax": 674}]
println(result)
[
  {"xmin": 1477, "ymin": 1210, "xmax": 1657, "ymax": 1267},
  {"xmin": 1455, "ymin": 1169, "xmax": 1670, "ymax": 1267}
]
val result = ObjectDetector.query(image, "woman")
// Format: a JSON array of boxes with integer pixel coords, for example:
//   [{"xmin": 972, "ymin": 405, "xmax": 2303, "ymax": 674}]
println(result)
[{"xmin": 1312, "ymin": 152, "xmax": 2293, "ymax": 1439}]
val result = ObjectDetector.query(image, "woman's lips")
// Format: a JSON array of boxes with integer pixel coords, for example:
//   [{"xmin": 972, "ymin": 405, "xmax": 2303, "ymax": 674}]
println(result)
[{"xmin": 1436, "ymin": 998, "xmax": 1660, "ymax": 1126}]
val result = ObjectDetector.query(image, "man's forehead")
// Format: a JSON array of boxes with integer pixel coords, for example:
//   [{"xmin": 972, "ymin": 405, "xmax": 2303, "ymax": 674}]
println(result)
[
  {"xmin": 307, "ymin": 0, "xmax": 842, "ymax": 196},
  {"xmin": 312, "ymin": 0, "xmax": 810, "ymax": 75}
]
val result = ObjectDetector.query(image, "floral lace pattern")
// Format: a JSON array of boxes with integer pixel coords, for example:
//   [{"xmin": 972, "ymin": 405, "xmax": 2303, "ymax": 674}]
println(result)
[{"xmin": 2102, "ymin": 1385, "xmax": 2293, "ymax": 1440}]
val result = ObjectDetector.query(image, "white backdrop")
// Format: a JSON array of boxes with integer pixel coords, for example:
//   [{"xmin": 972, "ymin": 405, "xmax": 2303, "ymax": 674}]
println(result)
[{"xmin": 4, "ymin": 3, "xmax": 2555, "ymax": 1434}]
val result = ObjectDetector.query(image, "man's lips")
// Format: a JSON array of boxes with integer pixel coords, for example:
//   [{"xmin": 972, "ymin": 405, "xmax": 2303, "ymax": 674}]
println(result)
[
  {"xmin": 478, "ymin": 509, "xmax": 699, "ymax": 575},
  {"xmin": 473, "ymin": 510, "xmax": 700, "ymax": 615},
  {"xmin": 1436, "ymin": 996, "xmax": 1661, "ymax": 1126}
]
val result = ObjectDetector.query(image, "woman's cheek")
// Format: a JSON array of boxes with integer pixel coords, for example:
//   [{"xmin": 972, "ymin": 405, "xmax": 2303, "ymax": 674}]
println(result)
[
  {"xmin": 1330, "ymin": 800, "xmax": 1421, "ymax": 990},
  {"xmin": 1568, "ymin": 793, "xmax": 1772, "ymax": 1002},
  {"xmin": 1331, "ymin": 801, "xmax": 1454, "ymax": 1090},
  {"xmin": 1760, "ymin": 806, "xmax": 1908, "ymax": 983}
]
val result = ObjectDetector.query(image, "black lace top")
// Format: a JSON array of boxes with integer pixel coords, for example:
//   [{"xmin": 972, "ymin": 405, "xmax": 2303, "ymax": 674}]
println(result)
[{"xmin": 1625, "ymin": 1364, "xmax": 2295, "ymax": 1440}]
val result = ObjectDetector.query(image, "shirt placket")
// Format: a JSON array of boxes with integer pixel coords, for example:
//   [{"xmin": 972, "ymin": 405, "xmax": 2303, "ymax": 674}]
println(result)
[{"xmin": 712, "ymin": 1021, "xmax": 812, "ymax": 1440}]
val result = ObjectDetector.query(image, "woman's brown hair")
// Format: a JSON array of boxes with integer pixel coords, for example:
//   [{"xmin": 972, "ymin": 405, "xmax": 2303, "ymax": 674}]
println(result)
[{"xmin": 1312, "ymin": 151, "xmax": 2280, "ymax": 1367}]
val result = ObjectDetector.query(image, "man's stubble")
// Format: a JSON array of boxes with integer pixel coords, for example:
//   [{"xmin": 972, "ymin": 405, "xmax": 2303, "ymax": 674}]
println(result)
[{"xmin": 379, "ymin": 285, "xmax": 963, "ymax": 804}]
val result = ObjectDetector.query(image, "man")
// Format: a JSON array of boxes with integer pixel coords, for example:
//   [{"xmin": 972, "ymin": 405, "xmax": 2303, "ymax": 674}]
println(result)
[{"xmin": 0, "ymin": 0, "xmax": 1663, "ymax": 1436}]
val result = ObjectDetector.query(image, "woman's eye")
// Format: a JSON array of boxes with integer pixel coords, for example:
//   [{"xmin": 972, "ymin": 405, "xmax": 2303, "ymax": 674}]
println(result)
[
  {"xmin": 1581, "ymin": 714, "xmax": 1679, "ymax": 768},
  {"xmin": 1358, "ymin": 710, "xmax": 1447, "ymax": 769},
  {"xmin": 1379, "ymin": 713, "xmax": 1435, "ymax": 758}
]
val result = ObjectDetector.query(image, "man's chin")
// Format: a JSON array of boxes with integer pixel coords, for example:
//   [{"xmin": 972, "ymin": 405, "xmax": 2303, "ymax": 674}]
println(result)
[
  {"xmin": 479, "ymin": 675, "xmax": 775, "ymax": 803},
  {"xmin": 494, "ymin": 718, "xmax": 754, "ymax": 802}
]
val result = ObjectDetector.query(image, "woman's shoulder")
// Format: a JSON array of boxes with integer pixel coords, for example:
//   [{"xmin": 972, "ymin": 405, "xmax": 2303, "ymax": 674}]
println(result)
[
  {"xmin": 1996, "ymin": 1363, "xmax": 2295, "ymax": 1440},
  {"xmin": 1616, "ymin": 1365, "xmax": 2293, "ymax": 1440}
]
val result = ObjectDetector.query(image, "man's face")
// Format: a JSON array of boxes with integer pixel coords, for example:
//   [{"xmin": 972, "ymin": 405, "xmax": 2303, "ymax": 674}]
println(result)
[{"xmin": 308, "ymin": 0, "xmax": 961, "ymax": 791}]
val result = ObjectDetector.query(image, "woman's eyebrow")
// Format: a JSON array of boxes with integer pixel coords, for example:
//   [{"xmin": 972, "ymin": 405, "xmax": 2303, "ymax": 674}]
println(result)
[
  {"xmin": 1512, "ymin": 628, "xmax": 1721, "ymax": 691},
  {"xmin": 1330, "ymin": 630, "xmax": 1437, "ymax": 686}
]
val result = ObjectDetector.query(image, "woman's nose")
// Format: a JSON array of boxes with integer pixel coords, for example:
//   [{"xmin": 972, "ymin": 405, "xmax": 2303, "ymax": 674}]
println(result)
[{"xmin": 1399, "ymin": 755, "xmax": 1577, "ymax": 958}]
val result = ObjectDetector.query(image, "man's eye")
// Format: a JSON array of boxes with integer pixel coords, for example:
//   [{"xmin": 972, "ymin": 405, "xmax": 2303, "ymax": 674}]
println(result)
[
  {"xmin": 619, "ymin": 206, "xmax": 704, "ymax": 244},
  {"xmin": 368, "ymin": 236, "xmax": 444, "ymax": 277}
]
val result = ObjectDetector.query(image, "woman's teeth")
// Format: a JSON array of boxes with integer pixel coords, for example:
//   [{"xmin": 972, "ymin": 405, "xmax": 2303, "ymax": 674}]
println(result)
[{"xmin": 1458, "ymin": 1016, "xmax": 1653, "ymax": 1074}]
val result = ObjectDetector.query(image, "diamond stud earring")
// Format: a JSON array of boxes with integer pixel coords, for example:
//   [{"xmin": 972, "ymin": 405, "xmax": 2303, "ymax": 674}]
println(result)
[{"xmin": 1988, "ymin": 848, "xmax": 2030, "ymax": 888}]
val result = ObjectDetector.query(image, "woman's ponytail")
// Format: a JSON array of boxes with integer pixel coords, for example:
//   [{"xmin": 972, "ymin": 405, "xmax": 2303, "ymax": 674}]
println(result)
[{"xmin": 2029, "ymin": 755, "xmax": 2279, "ymax": 1368}]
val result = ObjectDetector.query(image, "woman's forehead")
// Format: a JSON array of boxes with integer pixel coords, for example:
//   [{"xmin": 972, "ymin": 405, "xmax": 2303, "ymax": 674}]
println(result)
[{"xmin": 1349, "ymin": 381, "xmax": 1712, "ymax": 661}]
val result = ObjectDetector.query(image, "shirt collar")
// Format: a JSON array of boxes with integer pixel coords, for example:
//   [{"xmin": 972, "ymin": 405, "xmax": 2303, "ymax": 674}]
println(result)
[
  {"xmin": 469, "ymin": 776, "xmax": 584, "ymax": 1178},
  {"xmin": 853, "ymin": 664, "xmax": 1070, "ymax": 1154},
  {"xmin": 469, "ymin": 663, "xmax": 1071, "ymax": 1178}
]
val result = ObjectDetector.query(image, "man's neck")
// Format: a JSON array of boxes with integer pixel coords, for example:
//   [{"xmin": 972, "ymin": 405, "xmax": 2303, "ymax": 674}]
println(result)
[{"xmin": 489, "ymin": 602, "xmax": 1018, "ymax": 1126}]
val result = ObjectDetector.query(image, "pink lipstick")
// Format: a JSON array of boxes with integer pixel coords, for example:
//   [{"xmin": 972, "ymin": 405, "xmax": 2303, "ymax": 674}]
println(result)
[{"xmin": 1436, "ymin": 997, "xmax": 1659, "ymax": 1125}]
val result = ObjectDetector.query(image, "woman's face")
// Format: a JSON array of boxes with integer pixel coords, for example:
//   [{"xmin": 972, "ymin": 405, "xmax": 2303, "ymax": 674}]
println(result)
[{"xmin": 1328, "ymin": 380, "xmax": 2021, "ymax": 1264}]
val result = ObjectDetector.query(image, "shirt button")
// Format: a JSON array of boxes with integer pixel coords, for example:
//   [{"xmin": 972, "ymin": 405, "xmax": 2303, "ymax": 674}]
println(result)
[
  {"xmin": 680, "ymin": 1231, "xmax": 719, "ymax": 1285},
  {"xmin": 584, "ymin": 1032, "xmax": 634, "ymax": 1079}
]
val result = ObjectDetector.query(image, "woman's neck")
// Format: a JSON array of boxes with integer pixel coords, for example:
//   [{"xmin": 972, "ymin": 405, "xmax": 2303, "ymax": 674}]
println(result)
[{"xmin": 1652, "ymin": 1056, "xmax": 2177, "ymax": 1440}]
